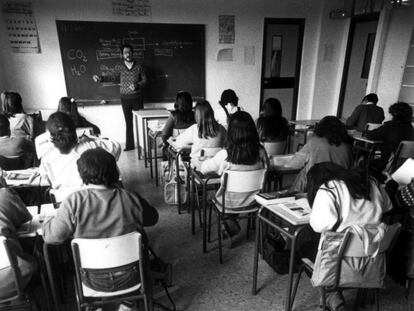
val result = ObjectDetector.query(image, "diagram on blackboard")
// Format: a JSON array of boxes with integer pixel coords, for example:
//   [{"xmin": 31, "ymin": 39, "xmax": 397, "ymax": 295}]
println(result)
[{"xmin": 56, "ymin": 20, "xmax": 205, "ymax": 102}]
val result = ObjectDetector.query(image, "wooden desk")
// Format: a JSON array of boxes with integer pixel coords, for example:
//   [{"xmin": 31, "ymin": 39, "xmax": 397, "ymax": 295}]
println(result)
[
  {"xmin": 252, "ymin": 202, "xmax": 309, "ymax": 311},
  {"xmin": 132, "ymin": 109, "xmax": 170, "ymax": 165},
  {"xmin": 350, "ymin": 131, "xmax": 383, "ymax": 167}
]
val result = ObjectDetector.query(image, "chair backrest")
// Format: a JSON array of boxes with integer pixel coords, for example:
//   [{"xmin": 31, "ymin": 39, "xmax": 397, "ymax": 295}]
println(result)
[
  {"xmin": 0, "ymin": 155, "xmax": 24, "ymax": 170},
  {"xmin": 263, "ymin": 141, "xmax": 286, "ymax": 156},
  {"xmin": 343, "ymin": 223, "xmax": 401, "ymax": 257},
  {"xmin": 389, "ymin": 140, "xmax": 414, "ymax": 173},
  {"xmin": 223, "ymin": 168, "xmax": 267, "ymax": 193},
  {"xmin": 71, "ymin": 232, "xmax": 141, "ymax": 269}
]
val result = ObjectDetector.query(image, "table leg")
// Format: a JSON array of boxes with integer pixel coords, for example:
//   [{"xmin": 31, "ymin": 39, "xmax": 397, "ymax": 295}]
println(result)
[
  {"xmin": 202, "ymin": 182, "xmax": 207, "ymax": 253},
  {"xmin": 135, "ymin": 114, "xmax": 141, "ymax": 160},
  {"xmin": 154, "ymin": 135, "xmax": 159, "ymax": 186},
  {"xmin": 43, "ymin": 243, "xmax": 59, "ymax": 311},
  {"xmin": 143, "ymin": 118, "xmax": 148, "ymax": 168},
  {"xmin": 148, "ymin": 134, "xmax": 153, "ymax": 179},
  {"xmin": 252, "ymin": 214, "xmax": 261, "ymax": 295},
  {"xmin": 190, "ymin": 167, "xmax": 195, "ymax": 235}
]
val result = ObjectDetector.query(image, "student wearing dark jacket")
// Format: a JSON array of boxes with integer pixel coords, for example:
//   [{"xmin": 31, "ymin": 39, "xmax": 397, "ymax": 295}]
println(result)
[
  {"xmin": 366, "ymin": 102, "xmax": 414, "ymax": 173},
  {"xmin": 346, "ymin": 93, "xmax": 384, "ymax": 132}
]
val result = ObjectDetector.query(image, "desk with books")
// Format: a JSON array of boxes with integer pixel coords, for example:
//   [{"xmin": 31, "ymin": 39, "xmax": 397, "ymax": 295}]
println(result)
[{"xmin": 252, "ymin": 193, "xmax": 310, "ymax": 311}]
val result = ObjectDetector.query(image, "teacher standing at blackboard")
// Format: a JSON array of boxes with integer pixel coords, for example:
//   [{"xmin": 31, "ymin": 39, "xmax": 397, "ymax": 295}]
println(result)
[{"xmin": 93, "ymin": 43, "xmax": 147, "ymax": 151}]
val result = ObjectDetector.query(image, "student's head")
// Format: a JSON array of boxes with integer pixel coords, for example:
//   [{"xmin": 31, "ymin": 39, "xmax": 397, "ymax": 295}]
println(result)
[
  {"xmin": 174, "ymin": 91, "xmax": 194, "ymax": 123},
  {"xmin": 58, "ymin": 97, "xmax": 80, "ymax": 124},
  {"xmin": 389, "ymin": 102, "xmax": 413, "ymax": 124},
  {"xmin": 362, "ymin": 93, "xmax": 378, "ymax": 105},
  {"xmin": 77, "ymin": 148, "xmax": 119, "ymax": 188},
  {"xmin": 194, "ymin": 100, "xmax": 219, "ymax": 139},
  {"xmin": 307, "ymin": 162, "xmax": 371, "ymax": 206},
  {"xmin": 47, "ymin": 112, "xmax": 77, "ymax": 154},
  {"xmin": 227, "ymin": 111, "xmax": 260, "ymax": 165},
  {"xmin": 121, "ymin": 43, "xmax": 133, "ymax": 62},
  {"xmin": 2, "ymin": 91, "xmax": 24, "ymax": 116},
  {"xmin": 0, "ymin": 114, "xmax": 10, "ymax": 136},
  {"xmin": 219, "ymin": 89, "xmax": 239, "ymax": 113},
  {"xmin": 314, "ymin": 116, "xmax": 352, "ymax": 146},
  {"xmin": 261, "ymin": 98, "xmax": 282, "ymax": 118}
]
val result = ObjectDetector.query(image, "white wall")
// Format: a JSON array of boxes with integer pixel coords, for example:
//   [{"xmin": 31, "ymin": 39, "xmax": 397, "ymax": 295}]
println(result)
[
  {"xmin": 376, "ymin": 6, "xmax": 414, "ymax": 117},
  {"xmin": 0, "ymin": 0, "xmax": 322, "ymax": 142}
]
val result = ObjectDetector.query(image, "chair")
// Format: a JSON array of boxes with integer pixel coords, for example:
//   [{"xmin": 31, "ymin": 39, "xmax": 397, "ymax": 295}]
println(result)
[
  {"xmin": 263, "ymin": 141, "xmax": 286, "ymax": 157},
  {"xmin": 71, "ymin": 232, "xmax": 150, "ymax": 311},
  {"xmin": 291, "ymin": 223, "xmax": 401, "ymax": 311},
  {"xmin": 0, "ymin": 236, "xmax": 32, "ymax": 310},
  {"xmin": 209, "ymin": 168, "xmax": 267, "ymax": 263},
  {"xmin": 388, "ymin": 140, "xmax": 414, "ymax": 175}
]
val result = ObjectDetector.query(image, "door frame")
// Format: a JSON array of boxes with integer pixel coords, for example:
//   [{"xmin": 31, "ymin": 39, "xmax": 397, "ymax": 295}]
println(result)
[
  {"xmin": 336, "ymin": 12, "xmax": 380, "ymax": 118},
  {"xmin": 259, "ymin": 18, "xmax": 305, "ymax": 120}
]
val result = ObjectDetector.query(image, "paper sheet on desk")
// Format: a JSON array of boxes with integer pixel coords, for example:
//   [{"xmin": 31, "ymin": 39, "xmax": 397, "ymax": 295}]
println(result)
[
  {"xmin": 392, "ymin": 158, "xmax": 414, "ymax": 186},
  {"xmin": 5, "ymin": 169, "xmax": 39, "ymax": 186}
]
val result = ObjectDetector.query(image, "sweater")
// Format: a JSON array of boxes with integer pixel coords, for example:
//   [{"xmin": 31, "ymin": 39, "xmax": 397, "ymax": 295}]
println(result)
[
  {"xmin": 0, "ymin": 136, "xmax": 37, "ymax": 168},
  {"xmin": 346, "ymin": 103, "xmax": 385, "ymax": 132},
  {"xmin": 310, "ymin": 179, "xmax": 392, "ymax": 233},
  {"xmin": 101, "ymin": 61, "xmax": 147, "ymax": 97},
  {"xmin": 9, "ymin": 113, "xmax": 33, "ymax": 140},
  {"xmin": 42, "ymin": 187, "xmax": 158, "ymax": 244}
]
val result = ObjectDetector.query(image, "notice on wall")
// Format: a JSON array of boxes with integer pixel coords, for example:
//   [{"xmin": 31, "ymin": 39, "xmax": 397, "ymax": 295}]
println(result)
[
  {"xmin": 112, "ymin": 0, "xmax": 152, "ymax": 17},
  {"xmin": 219, "ymin": 15, "xmax": 235, "ymax": 44},
  {"xmin": 217, "ymin": 48, "xmax": 233, "ymax": 62},
  {"xmin": 2, "ymin": 1, "xmax": 40, "ymax": 53}
]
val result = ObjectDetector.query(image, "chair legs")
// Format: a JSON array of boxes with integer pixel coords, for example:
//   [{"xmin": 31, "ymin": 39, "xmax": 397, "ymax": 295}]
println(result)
[{"xmin": 217, "ymin": 212, "xmax": 223, "ymax": 264}]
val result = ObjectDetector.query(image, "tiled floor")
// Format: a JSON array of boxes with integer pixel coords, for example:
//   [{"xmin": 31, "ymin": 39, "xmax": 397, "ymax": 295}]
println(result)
[{"xmin": 45, "ymin": 148, "xmax": 411, "ymax": 310}]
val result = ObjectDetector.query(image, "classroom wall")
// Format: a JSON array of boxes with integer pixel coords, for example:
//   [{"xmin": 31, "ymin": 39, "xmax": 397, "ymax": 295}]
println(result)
[
  {"xmin": 0, "ymin": 0, "xmax": 322, "ymax": 143},
  {"xmin": 0, "ymin": 0, "xmax": 411, "ymax": 143}
]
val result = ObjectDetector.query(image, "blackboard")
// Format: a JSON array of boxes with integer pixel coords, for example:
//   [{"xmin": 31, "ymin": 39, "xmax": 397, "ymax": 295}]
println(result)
[{"xmin": 56, "ymin": 20, "xmax": 205, "ymax": 103}]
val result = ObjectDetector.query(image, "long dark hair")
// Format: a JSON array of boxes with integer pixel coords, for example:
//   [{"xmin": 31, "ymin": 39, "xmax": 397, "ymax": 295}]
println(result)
[
  {"xmin": 226, "ymin": 111, "xmax": 260, "ymax": 165},
  {"xmin": 173, "ymin": 91, "xmax": 195, "ymax": 125},
  {"xmin": 257, "ymin": 97, "xmax": 289, "ymax": 141},
  {"xmin": 58, "ymin": 97, "xmax": 81, "ymax": 126},
  {"xmin": 47, "ymin": 112, "xmax": 77, "ymax": 154},
  {"xmin": 314, "ymin": 116, "xmax": 352, "ymax": 146},
  {"xmin": 195, "ymin": 100, "xmax": 220, "ymax": 139},
  {"xmin": 2, "ymin": 91, "xmax": 24, "ymax": 117},
  {"xmin": 389, "ymin": 102, "xmax": 413, "ymax": 124},
  {"xmin": 306, "ymin": 162, "xmax": 371, "ymax": 206}
]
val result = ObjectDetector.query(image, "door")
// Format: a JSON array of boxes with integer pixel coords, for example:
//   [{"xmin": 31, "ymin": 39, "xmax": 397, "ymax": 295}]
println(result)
[
  {"xmin": 338, "ymin": 13, "xmax": 379, "ymax": 118},
  {"xmin": 260, "ymin": 18, "xmax": 305, "ymax": 120}
]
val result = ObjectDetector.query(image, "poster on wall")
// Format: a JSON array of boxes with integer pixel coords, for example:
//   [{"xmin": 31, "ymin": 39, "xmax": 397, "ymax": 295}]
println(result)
[
  {"xmin": 112, "ymin": 0, "xmax": 152, "ymax": 17},
  {"xmin": 2, "ymin": 1, "xmax": 40, "ymax": 53},
  {"xmin": 219, "ymin": 15, "xmax": 235, "ymax": 44}
]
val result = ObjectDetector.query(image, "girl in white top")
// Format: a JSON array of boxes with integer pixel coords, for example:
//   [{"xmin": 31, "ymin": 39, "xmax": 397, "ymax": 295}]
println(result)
[
  {"xmin": 175, "ymin": 100, "xmax": 226, "ymax": 165},
  {"xmin": 305, "ymin": 162, "xmax": 392, "ymax": 311},
  {"xmin": 201, "ymin": 111, "xmax": 268, "ymax": 243},
  {"xmin": 39, "ymin": 112, "xmax": 121, "ymax": 192},
  {"xmin": 1, "ymin": 91, "xmax": 33, "ymax": 140},
  {"xmin": 214, "ymin": 89, "xmax": 241, "ymax": 129}
]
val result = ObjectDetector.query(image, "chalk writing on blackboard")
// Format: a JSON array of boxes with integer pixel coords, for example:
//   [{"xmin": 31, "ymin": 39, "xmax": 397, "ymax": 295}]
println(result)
[{"xmin": 154, "ymin": 49, "xmax": 173, "ymax": 57}]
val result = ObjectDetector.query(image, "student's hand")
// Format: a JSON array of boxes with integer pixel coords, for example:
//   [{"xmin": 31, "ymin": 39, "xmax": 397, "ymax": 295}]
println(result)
[
  {"xmin": 129, "ymin": 84, "xmax": 136, "ymax": 91},
  {"xmin": 92, "ymin": 75, "xmax": 101, "ymax": 83}
]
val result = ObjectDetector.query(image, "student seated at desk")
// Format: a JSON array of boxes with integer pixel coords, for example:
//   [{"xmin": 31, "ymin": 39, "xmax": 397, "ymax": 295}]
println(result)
[
  {"xmin": 214, "ymin": 89, "xmax": 241, "ymax": 129},
  {"xmin": 0, "ymin": 177, "xmax": 37, "ymax": 299},
  {"xmin": 306, "ymin": 162, "xmax": 392, "ymax": 311},
  {"xmin": 366, "ymin": 102, "xmax": 414, "ymax": 179},
  {"xmin": 200, "ymin": 111, "xmax": 268, "ymax": 246},
  {"xmin": 38, "ymin": 112, "xmax": 121, "ymax": 194},
  {"xmin": 1, "ymin": 91, "xmax": 34, "ymax": 140},
  {"xmin": 0, "ymin": 114, "xmax": 37, "ymax": 169},
  {"xmin": 57, "ymin": 97, "xmax": 101, "ymax": 136},
  {"xmin": 43, "ymin": 148, "xmax": 158, "ymax": 311},
  {"xmin": 256, "ymin": 97, "xmax": 289, "ymax": 142},
  {"xmin": 175, "ymin": 100, "xmax": 226, "ymax": 165},
  {"xmin": 161, "ymin": 91, "xmax": 195, "ymax": 145},
  {"xmin": 287, "ymin": 116, "xmax": 353, "ymax": 193},
  {"xmin": 346, "ymin": 93, "xmax": 384, "ymax": 132}
]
